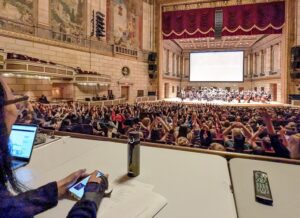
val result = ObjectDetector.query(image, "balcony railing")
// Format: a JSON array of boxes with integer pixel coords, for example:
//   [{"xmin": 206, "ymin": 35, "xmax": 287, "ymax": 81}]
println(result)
[
  {"xmin": 163, "ymin": 72, "xmax": 183, "ymax": 80},
  {"xmin": 269, "ymin": 71, "xmax": 278, "ymax": 75},
  {"xmin": 113, "ymin": 45, "xmax": 138, "ymax": 58},
  {"xmin": 0, "ymin": 17, "xmax": 112, "ymax": 54}
]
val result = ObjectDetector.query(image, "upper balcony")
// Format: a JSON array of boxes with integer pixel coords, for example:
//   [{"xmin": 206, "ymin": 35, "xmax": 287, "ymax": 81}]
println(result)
[
  {"xmin": 0, "ymin": 52, "xmax": 111, "ymax": 85},
  {"xmin": 246, "ymin": 70, "xmax": 280, "ymax": 81},
  {"xmin": 163, "ymin": 71, "xmax": 183, "ymax": 80},
  {"xmin": 0, "ymin": 17, "xmax": 149, "ymax": 61}
]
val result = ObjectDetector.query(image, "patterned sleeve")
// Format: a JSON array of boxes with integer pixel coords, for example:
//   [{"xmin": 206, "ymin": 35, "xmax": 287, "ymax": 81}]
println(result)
[
  {"xmin": 0, "ymin": 182, "xmax": 58, "ymax": 218},
  {"xmin": 67, "ymin": 182, "xmax": 106, "ymax": 218}
]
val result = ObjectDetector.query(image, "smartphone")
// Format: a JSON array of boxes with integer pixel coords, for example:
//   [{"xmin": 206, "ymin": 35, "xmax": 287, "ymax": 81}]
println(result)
[
  {"xmin": 253, "ymin": 171, "xmax": 273, "ymax": 206},
  {"xmin": 69, "ymin": 171, "xmax": 105, "ymax": 200}
]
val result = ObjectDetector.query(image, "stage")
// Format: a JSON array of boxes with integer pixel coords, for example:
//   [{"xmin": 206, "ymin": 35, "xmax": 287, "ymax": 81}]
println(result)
[{"xmin": 162, "ymin": 97, "xmax": 286, "ymax": 107}]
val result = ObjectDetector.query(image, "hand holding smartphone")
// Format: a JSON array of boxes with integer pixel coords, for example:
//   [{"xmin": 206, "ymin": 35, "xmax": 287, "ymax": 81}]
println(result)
[{"xmin": 69, "ymin": 171, "xmax": 105, "ymax": 200}]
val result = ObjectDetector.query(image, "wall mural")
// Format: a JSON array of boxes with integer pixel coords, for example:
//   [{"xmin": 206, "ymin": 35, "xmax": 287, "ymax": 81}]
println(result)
[
  {"xmin": 113, "ymin": 0, "xmax": 142, "ymax": 48},
  {"xmin": 0, "ymin": 0, "xmax": 34, "ymax": 25},
  {"xmin": 50, "ymin": 0, "xmax": 86, "ymax": 38}
]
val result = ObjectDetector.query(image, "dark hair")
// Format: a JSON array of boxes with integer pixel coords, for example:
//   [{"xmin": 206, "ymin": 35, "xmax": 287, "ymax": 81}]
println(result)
[
  {"xmin": 233, "ymin": 134, "xmax": 245, "ymax": 151},
  {"xmin": 150, "ymin": 128, "xmax": 161, "ymax": 141},
  {"xmin": 0, "ymin": 81, "xmax": 25, "ymax": 193},
  {"xmin": 178, "ymin": 125, "xmax": 188, "ymax": 138}
]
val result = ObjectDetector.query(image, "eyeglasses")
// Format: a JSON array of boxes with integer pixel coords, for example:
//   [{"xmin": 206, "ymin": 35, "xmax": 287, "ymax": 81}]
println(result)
[{"xmin": 4, "ymin": 95, "xmax": 29, "ymax": 106}]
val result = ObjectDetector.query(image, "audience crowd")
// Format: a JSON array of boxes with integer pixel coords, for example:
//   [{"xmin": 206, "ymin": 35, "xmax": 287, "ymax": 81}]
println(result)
[{"xmin": 18, "ymin": 101, "xmax": 300, "ymax": 159}]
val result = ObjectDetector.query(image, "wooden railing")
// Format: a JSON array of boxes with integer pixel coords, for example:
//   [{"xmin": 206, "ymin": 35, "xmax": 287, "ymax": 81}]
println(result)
[
  {"xmin": 113, "ymin": 45, "xmax": 138, "ymax": 58},
  {"xmin": 1, "ymin": 59, "xmax": 74, "ymax": 78},
  {"xmin": 0, "ymin": 17, "xmax": 112, "ymax": 54},
  {"xmin": 136, "ymin": 96, "xmax": 157, "ymax": 103},
  {"xmin": 76, "ymin": 98, "xmax": 127, "ymax": 106},
  {"xmin": 40, "ymin": 129, "xmax": 300, "ymax": 165}
]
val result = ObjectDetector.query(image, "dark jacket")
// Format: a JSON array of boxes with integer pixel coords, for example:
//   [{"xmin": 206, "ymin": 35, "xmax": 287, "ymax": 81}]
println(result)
[
  {"xmin": 269, "ymin": 134, "xmax": 290, "ymax": 158},
  {"xmin": 0, "ymin": 181, "xmax": 106, "ymax": 218}
]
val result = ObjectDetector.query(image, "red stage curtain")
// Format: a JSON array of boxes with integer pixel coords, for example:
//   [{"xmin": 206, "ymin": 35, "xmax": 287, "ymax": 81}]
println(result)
[
  {"xmin": 162, "ymin": 7, "xmax": 215, "ymax": 40},
  {"xmin": 162, "ymin": 1, "xmax": 285, "ymax": 40},
  {"xmin": 222, "ymin": 1, "xmax": 285, "ymax": 36}
]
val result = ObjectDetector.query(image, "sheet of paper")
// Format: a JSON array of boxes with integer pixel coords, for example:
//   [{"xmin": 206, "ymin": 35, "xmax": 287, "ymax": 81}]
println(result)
[{"xmin": 98, "ymin": 180, "xmax": 167, "ymax": 218}]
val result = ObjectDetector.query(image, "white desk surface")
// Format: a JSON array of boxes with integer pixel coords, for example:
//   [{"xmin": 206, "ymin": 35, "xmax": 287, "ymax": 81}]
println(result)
[
  {"xmin": 230, "ymin": 158, "xmax": 300, "ymax": 218},
  {"xmin": 16, "ymin": 137, "xmax": 237, "ymax": 218}
]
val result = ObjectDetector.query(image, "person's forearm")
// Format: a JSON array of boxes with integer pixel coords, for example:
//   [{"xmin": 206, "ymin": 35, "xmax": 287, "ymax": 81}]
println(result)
[
  {"xmin": 241, "ymin": 125, "xmax": 252, "ymax": 139},
  {"xmin": 159, "ymin": 119, "xmax": 170, "ymax": 132},
  {"xmin": 222, "ymin": 125, "xmax": 233, "ymax": 136},
  {"xmin": 251, "ymin": 129, "xmax": 262, "ymax": 141},
  {"xmin": 265, "ymin": 120, "xmax": 276, "ymax": 135},
  {"xmin": 67, "ymin": 181, "xmax": 107, "ymax": 218}
]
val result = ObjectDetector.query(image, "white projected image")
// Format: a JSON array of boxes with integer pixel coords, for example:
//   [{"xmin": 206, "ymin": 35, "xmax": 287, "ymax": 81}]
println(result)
[{"xmin": 190, "ymin": 51, "xmax": 244, "ymax": 82}]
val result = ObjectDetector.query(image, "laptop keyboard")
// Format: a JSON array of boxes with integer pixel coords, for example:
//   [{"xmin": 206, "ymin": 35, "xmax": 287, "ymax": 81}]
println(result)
[{"xmin": 12, "ymin": 160, "xmax": 25, "ymax": 169}]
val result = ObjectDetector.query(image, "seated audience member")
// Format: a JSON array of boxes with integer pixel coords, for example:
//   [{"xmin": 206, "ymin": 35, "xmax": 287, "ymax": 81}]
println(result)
[
  {"xmin": 38, "ymin": 94, "xmax": 49, "ymax": 104},
  {"xmin": 177, "ymin": 136, "xmax": 190, "ymax": 146},
  {"xmin": 162, "ymin": 128, "xmax": 176, "ymax": 145},
  {"xmin": 102, "ymin": 95, "xmax": 107, "ymax": 100},
  {"xmin": 208, "ymin": 143, "xmax": 226, "ymax": 151},
  {"xmin": 139, "ymin": 117, "xmax": 151, "ymax": 139},
  {"xmin": 189, "ymin": 123, "xmax": 202, "ymax": 146},
  {"xmin": 0, "ymin": 77, "xmax": 109, "ymax": 217},
  {"xmin": 223, "ymin": 123, "xmax": 252, "ymax": 152},
  {"xmin": 261, "ymin": 110, "xmax": 300, "ymax": 159},
  {"xmin": 176, "ymin": 125, "xmax": 190, "ymax": 146}
]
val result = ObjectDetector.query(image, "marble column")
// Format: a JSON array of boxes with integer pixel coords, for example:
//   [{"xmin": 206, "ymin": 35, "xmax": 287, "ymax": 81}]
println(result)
[
  {"xmin": 156, "ymin": 3, "xmax": 164, "ymax": 99},
  {"xmin": 281, "ymin": 0, "xmax": 296, "ymax": 103}
]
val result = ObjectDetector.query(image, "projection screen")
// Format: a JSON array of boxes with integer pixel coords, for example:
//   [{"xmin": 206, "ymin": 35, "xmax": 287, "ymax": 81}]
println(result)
[{"xmin": 189, "ymin": 51, "xmax": 244, "ymax": 82}]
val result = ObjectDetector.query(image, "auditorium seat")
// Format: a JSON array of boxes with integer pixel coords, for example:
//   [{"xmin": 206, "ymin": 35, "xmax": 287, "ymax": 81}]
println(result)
[
  {"xmin": 81, "ymin": 125, "xmax": 93, "ymax": 135},
  {"xmin": 212, "ymin": 138, "xmax": 224, "ymax": 145}
]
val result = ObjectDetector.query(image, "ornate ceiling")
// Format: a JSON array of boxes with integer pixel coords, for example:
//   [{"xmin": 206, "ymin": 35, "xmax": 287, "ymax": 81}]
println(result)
[
  {"xmin": 172, "ymin": 35, "xmax": 265, "ymax": 50},
  {"xmin": 158, "ymin": 0, "xmax": 282, "ymax": 6}
]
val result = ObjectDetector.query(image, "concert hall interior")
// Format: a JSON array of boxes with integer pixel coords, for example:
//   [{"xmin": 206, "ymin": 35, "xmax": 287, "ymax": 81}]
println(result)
[{"xmin": 0, "ymin": 0, "xmax": 300, "ymax": 218}]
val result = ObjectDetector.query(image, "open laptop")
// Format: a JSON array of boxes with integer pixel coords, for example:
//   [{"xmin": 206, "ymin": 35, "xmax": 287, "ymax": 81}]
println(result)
[{"xmin": 9, "ymin": 124, "xmax": 38, "ymax": 170}]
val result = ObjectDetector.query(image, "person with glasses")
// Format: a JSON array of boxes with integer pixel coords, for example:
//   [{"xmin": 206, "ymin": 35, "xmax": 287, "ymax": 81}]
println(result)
[{"xmin": 0, "ymin": 77, "xmax": 109, "ymax": 218}]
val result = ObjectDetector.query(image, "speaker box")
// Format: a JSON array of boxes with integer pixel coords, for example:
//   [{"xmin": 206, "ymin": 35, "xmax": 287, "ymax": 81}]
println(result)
[
  {"xmin": 148, "ymin": 64, "xmax": 157, "ymax": 71},
  {"xmin": 148, "ymin": 52, "xmax": 157, "ymax": 62},
  {"xmin": 291, "ymin": 72, "xmax": 300, "ymax": 79},
  {"xmin": 292, "ymin": 62, "xmax": 300, "ymax": 69},
  {"xmin": 214, "ymin": 9, "xmax": 223, "ymax": 39},
  {"xmin": 148, "ymin": 91, "xmax": 156, "ymax": 96},
  {"xmin": 149, "ymin": 71, "xmax": 156, "ymax": 79},
  {"xmin": 292, "ymin": 46, "xmax": 300, "ymax": 57}
]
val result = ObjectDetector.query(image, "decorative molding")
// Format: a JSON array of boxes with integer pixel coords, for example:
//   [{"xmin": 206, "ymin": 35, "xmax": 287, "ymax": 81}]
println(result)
[
  {"xmin": 74, "ymin": 75, "xmax": 111, "ymax": 84},
  {"xmin": 1, "ymin": 59, "xmax": 74, "ymax": 78},
  {"xmin": 251, "ymin": 75, "xmax": 281, "ymax": 81},
  {"xmin": 121, "ymin": 66, "xmax": 130, "ymax": 76},
  {"xmin": 163, "ymin": 74, "xmax": 182, "ymax": 81},
  {"xmin": 0, "ymin": 28, "xmax": 112, "ymax": 56},
  {"xmin": 161, "ymin": 0, "xmax": 283, "ymax": 11},
  {"xmin": 113, "ymin": 45, "xmax": 138, "ymax": 58}
]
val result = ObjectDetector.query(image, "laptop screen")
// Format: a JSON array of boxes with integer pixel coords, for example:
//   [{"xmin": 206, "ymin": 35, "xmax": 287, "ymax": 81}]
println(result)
[{"xmin": 9, "ymin": 124, "xmax": 37, "ymax": 159}]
